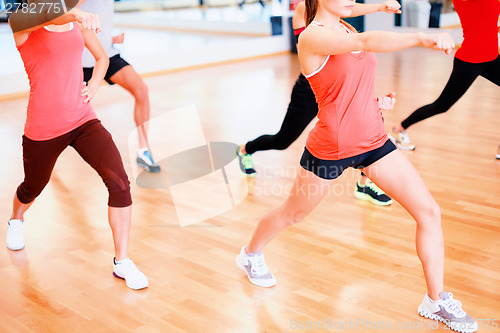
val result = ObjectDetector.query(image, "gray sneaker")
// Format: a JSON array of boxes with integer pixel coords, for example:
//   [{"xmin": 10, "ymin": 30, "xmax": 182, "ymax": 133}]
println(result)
[
  {"xmin": 236, "ymin": 246, "xmax": 276, "ymax": 287},
  {"xmin": 418, "ymin": 292, "xmax": 477, "ymax": 333},
  {"xmin": 137, "ymin": 148, "xmax": 161, "ymax": 173}
]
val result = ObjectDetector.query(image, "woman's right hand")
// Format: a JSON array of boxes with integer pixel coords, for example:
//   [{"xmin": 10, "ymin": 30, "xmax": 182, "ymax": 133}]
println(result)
[
  {"xmin": 70, "ymin": 8, "xmax": 101, "ymax": 33},
  {"xmin": 418, "ymin": 32, "xmax": 455, "ymax": 54}
]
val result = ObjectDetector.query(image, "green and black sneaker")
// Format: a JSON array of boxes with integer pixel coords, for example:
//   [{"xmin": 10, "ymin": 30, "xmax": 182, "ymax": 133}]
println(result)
[
  {"xmin": 354, "ymin": 180, "xmax": 392, "ymax": 206},
  {"xmin": 236, "ymin": 147, "xmax": 256, "ymax": 177}
]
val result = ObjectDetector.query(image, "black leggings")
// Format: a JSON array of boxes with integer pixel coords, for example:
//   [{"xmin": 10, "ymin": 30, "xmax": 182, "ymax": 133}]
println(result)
[
  {"xmin": 401, "ymin": 55, "xmax": 500, "ymax": 129},
  {"xmin": 245, "ymin": 74, "xmax": 318, "ymax": 154}
]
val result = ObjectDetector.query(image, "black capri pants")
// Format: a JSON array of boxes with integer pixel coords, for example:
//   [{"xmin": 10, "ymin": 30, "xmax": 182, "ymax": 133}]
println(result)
[{"xmin": 17, "ymin": 119, "xmax": 132, "ymax": 207}]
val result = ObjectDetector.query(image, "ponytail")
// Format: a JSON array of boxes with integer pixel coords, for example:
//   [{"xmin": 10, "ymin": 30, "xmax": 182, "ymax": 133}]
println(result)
[{"xmin": 305, "ymin": 0, "xmax": 318, "ymax": 26}]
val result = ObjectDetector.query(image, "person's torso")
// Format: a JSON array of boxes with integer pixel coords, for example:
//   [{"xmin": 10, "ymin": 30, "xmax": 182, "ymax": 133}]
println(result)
[
  {"xmin": 304, "ymin": 23, "xmax": 387, "ymax": 159},
  {"xmin": 453, "ymin": 0, "xmax": 500, "ymax": 63},
  {"xmin": 18, "ymin": 24, "xmax": 97, "ymax": 140},
  {"xmin": 80, "ymin": 0, "xmax": 119, "ymax": 67}
]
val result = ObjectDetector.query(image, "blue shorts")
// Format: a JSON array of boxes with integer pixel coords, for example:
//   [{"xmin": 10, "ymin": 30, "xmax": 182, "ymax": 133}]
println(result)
[{"xmin": 300, "ymin": 139, "xmax": 396, "ymax": 180}]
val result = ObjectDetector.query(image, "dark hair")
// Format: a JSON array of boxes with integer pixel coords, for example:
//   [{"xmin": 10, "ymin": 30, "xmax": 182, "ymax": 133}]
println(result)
[
  {"xmin": 304, "ymin": 0, "xmax": 357, "ymax": 32},
  {"xmin": 305, "ymin": 0, "xmax": 318, "ymax": 26}
]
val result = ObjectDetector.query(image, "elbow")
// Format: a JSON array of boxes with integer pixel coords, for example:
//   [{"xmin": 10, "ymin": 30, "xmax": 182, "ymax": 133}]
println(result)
[
  {"xmin": 98, "ymin": 56, "xmax": 110, "ymax": 68},
  {"xmin": 358, "ymin": 34, "xmax": 370, "ymax": 52}
]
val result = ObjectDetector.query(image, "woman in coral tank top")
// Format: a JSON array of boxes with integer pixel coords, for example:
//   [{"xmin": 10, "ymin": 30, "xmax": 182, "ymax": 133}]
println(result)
[
  {"xmin": 392, "ymin": 0, "xmax": 500, "ymax": 152},
  {"xmin": 6, "ymin": 3, "xmax": 148, "ymax": 290},
  {"xmin": 236, "ymin": 0, "xmax": 478, "ymax": 331}
]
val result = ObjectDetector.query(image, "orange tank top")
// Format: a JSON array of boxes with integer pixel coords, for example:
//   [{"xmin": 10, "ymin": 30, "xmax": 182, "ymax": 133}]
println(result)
[
  {"xmin": 17, "ymin": 23, "xmax": 97, "ymax": 141},
  {"xmin": 304, "ymin": 23, "xmax": 387, "ymax": 160}
]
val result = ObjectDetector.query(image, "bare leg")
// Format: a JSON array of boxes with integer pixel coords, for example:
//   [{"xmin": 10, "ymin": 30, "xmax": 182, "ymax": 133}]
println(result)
[
  {"xmin": 108, "ymin": 206, "xmax": 131, "ymax": 261},
  {"xmin": 363, "ymin": 150, "xmax": 444, "ymax": 300},
  {"xmin": 359, "ymin": 172, "xmax": 368, "ymax": 185},
  {"xmin": 247, "ymin": 167, "xmax": 334, "ymax": 253},
  {"xmin": 11, "ymin": 194, "xmax": 33, "ymax": 221},
  {"xmin": 109, "ymin": 65, "xmax": 150, "ymax": 149}
]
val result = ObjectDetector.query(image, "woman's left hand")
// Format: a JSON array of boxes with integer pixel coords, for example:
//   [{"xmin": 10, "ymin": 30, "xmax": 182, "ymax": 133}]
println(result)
[
  {"xmin": 81, "ymin": 81, "xmax": 98, "ymax": 104},
  {"xmin": 376, "ymin": 92, "xmax": 396, "ymax": 110}
]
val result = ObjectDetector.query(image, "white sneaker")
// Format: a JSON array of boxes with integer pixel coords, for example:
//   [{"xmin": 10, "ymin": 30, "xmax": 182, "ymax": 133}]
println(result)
[
  {"xmin": 418, "ymin": 292, "xmax": 477, "ymax": 333},
  {"xmin": 113, "ymin": 258, "xmax": 149, "ymax": 290},
  {"xmin": 6, "ymin": 219, "xmax": 25, "ymax": 251},
  {"xmin": 236, "ymin": 246, "xmax": 276, "ymax": 288},
  {"xmin": 389, "ymin": 127, "xmax": 416, "ymax": 151},
  {"xmin": 496, "ymin": 145, "xmax": 500, "ymax": 160}
]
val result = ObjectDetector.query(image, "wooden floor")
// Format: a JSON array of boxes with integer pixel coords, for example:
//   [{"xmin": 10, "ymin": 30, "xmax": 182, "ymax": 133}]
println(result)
[{"xmin": 0, "ymin": 48, "xmax": 499, "ymax": 332}]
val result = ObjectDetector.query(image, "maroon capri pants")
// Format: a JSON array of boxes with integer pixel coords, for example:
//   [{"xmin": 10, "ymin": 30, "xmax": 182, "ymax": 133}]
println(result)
[{"xmin": 17, "ymin": 119, "xmax": 132, "ymax": 207}]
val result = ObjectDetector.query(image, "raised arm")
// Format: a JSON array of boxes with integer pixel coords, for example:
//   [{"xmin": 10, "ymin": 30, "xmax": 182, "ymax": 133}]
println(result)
[
  {"xmin": 349, "ymin": 0, "xmax": 401, "ymax": 17},
  {"xmin": 300, "ymin": 26, "xmax": 454, "ymax": 55},
  {"xmin": 9, "ymin": 1, "xmax": 100, "ymax": 46},
  {"xmin": 9, "ymin": 0, "xmax": 83, "ymax": 33}
]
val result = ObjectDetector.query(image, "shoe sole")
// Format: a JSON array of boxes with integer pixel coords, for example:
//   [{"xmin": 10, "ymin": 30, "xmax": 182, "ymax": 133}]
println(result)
[
  {"xmin": 240, "ymin": 170, "xmax": 257, "ymax": 178},
  {"xmin": 236, "ymin": 254, "xmax": 276, "ymax": 288},
  {"xmin": 113, "ymin": 272, "xmax": 149, "ymax": 290},
  {"xmin": 6, "ymin": 244, "xmax": 25, "ymax": 251},
  {"xmin": 137, "ymin": 159, "xmax": 161, "ymax": 173},
  {"xmin": 354, "ymin": 192, "xmax": 392, "ymax": 206},
  {"xmin": 418, "ymin": 308, "xmax": 478, "ymax": 333}
]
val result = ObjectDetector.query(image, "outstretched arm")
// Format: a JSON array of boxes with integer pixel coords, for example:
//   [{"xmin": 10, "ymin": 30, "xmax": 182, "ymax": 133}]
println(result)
[
  {"xmin": 349, "ymin": 0, "xmax": 401, "ymax": 17},
  {"xmin": 299, "ymin": 28, "xmax": 455, "ymax": 75},
  {"xmin": 300, "ymin": 27, "xmax": 454, "ymax": 56}
]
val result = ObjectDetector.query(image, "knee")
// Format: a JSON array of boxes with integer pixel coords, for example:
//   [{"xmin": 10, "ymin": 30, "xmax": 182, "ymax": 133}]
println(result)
[
  {"xmin": 274, "ymin": 139, "xmax": 292, "ymax": 151},
  {"xmin": 133, "ymin": 81, "xmax": 149, "ymax": 103},
  {"xmin": 429, "ymin": 100, "xmax": 452, "ymax": 115},
  {"xmin": 107, "ymin": 180, "xmax": 132, "ymax": 207},
  {"xmin": 103, "ymin": 170, "xmax": 132, "ymax": 207},
  {"xmin": 16, "ymin": 181, "xmax": 47, "ymax": 204},
  {"xmin": 418, "ymin": 202, "xmax": 441, "ymax": 227},
  {"xmin": 283, "ymin": 209, "xmax": 309, "ymax": 227}
]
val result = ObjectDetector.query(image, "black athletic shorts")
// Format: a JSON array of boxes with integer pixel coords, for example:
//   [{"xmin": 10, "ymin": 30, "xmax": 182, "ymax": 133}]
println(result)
[
  {"xmin": 83, "ymin": 54, "xmax": 130, "ymax": 85},
  {"xmin": 300, "ymin": 139, "xmax": 396, "ymax": 180}
]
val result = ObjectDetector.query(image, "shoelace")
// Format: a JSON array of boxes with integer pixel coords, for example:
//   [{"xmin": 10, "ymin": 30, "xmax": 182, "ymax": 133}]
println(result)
[
  {"xmin": 443, "ymin": 293, "xmax": 466, "ymax": 317},
  {"xmin": 242, "ymin": 154, "xmax": 254, "ymax": 169},
  {"xmin": 250, "ymin": 254, "xmax": 270, "ymax": 276},
  {"xmin": 367, "ymin": 181, "xmax": 385, "ymax": 196}
]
